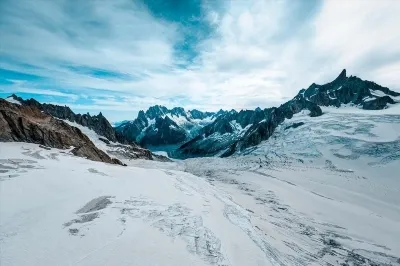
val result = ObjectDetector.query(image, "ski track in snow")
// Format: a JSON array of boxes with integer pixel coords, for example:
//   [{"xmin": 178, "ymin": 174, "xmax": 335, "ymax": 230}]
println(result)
[{"xmin": 1, "ymin": 111, "xmax": 400, "ymax": 265}]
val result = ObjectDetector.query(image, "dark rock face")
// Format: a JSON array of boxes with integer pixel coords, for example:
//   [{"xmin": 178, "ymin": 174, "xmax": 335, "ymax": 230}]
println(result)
[
  {"xmin": 296, "ymin": 69, "xmax": 400, "ymax": 109},
  {"xmin": 176, "ymin": 70, "xmax": 399, "ymax": 158},
  {"xmin": 0, "ymin": 99, "xmax": 124, "ymax": 165},
  {"xmin": 9, "ymin": 94, "xmax": 123, "ymax": 143},
  {"xmin": 115, "ymin": 105, "xmax": 225, "ymax": 147},
  {"xmin": 5, "ymin": 95, "xmax": 168, "ymax": 162},
  {"xmin": 285, "ymin": 122, "xmax": 305, "ymax": 130},
  {"xmin": 140, "ymin": 116, "xmax": 187, "ymax": 146},
  {"xmin": 362, "ymin": 96, "xmax": 395, "ymax": 110}
]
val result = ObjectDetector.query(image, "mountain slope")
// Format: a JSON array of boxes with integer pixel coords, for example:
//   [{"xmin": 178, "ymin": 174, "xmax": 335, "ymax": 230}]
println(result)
[
  {"xmin": 115, "ymin": 105, "xmax": 225, "ymax": 147},
  {"xmin": 2, "ymin": 96, "xmax": 169, "ymax": 162},
  {"xmin": 7, "ymin": 94, "xmax": 126, "ymax": 143},
  {"xmin": 0, "ymin": 99, "xmax": 123, "ymax": 165},
  {"xmin": 176, "ymin": 70, "xmax": 400, "ymax": 159}
]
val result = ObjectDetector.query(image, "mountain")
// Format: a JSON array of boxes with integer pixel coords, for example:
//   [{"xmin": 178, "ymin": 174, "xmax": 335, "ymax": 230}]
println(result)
[
  {"xmin": 175, "ymin": 69, "xmax": 400, "ymax": 158},
  {"xmin": 6, "ymin": 94, "xmax": 126, "ymax": 143},
  {"xmin": 115, "ymin": 105, "xmax": 225, "ymax": 147},
  {"xmin": 2, "ymin": 95, "xmax": 169, "ymax": 162},
  {"xmin": 112, "ymin": 120, "xmax": 130, "ymax": 127},
  {"xmin": 295, "ymin": 69, "xmax": 400, "ymax": 109},
  {"xmin": 0, "ymin": 99, "xmax": 124, "ymax": 165}
]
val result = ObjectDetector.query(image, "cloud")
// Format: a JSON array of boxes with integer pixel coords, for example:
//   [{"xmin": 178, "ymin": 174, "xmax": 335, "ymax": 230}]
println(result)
[{"xmin": 1, "ymin": 0, "xmax": 399, "ymax": 121}]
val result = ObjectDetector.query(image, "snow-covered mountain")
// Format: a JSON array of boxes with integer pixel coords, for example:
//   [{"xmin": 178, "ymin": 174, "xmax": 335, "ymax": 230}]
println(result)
[
  {"xmin": 115, "ymin": 105, "xmax": 227, "ymax": 147},
  {"xmin": 176, "ymin": 70, "xmax": 400, "ymax": 159},
  {"xmin": 0, "ymin": 97, "xmax": 167, "ymax": 162}
]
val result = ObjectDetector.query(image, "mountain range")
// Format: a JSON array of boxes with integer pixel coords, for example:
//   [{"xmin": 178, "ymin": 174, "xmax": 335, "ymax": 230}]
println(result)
[
  {"xmin": 116, "ymin": 69, "xmax": 400, "ymax": 158},
  {"xmin": 2, "ymin": 69, "xmax": 399, "ymax": 266},
  {"xmin": 2, "ymin": 69, "xmax": 399, "ymax": 161},
  {"xmin": 114, "ymin": 105, "xmax": 229, "ymax": 147},
  {"xmin": 1, "ymin": 95, "xmax": 168, "ymax": 164}
]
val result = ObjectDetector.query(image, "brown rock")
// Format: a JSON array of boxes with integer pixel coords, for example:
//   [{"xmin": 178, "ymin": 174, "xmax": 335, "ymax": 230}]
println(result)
[{"xmin": 0, "ymin": 99, "xmax": 123, "ymax": 165}]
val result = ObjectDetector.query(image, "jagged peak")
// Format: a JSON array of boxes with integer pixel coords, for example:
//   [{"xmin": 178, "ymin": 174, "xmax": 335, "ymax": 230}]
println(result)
[{"xmin": 334, "ymin": 69, "xmax": 347, "ymax": 81}]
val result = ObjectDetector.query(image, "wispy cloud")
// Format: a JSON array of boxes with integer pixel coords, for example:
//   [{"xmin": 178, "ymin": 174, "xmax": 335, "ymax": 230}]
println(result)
[{"xmin": 1, "ymin": 0, "xmax": 399, "ymax": 121}]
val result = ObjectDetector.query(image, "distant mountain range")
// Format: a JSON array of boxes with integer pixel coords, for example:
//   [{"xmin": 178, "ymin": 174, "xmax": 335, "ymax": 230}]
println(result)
[
  {"xmin": 175, "ymin": 69, "xmax": 400, "ymax": 158},
  {"xmin": 3, "ymin": 69, "xmax": 399, "ymax": 160},
  {"xmin": 114, "ymin": 106, "xmax": 230, "ymax": 147}
]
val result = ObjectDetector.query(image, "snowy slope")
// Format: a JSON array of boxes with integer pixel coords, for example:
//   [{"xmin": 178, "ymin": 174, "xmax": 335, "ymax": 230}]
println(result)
[
  {"xmin": 4, "ymin": 96, "xmax": 21, "ymax": 105},
  {"xmin": 1, "ymin": 109, "xmax": 399, "ymax": 266},
  {"xmin": 182, "ymin": 110, "xmax": 400, "ymax": 265},
  {"xmin": 63, "ymin": 120, "xmax": 162, "ymax": 163},
  {"xmin": 0, "ymin": 143, "xmax": 249, "ymax": 266}
]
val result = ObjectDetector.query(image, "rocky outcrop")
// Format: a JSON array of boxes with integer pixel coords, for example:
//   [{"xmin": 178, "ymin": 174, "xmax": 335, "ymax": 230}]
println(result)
[
  {"xmin": 0, "ymin": 99, "xmax": 124, "ymax": 165},
  {"xmin": 296, "ymin": 69, "xmax": 400, "ymax": 109},
  {"xmin": 8, "ymin": 94, "xmax": 124, "ymax": 143},
  {"xmin": 140, "ymin": 116, "xmax": 187, "ymax": 146}
]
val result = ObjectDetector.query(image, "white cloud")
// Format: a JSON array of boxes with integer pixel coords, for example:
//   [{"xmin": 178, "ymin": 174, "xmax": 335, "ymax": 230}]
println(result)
[{"xmin": 1, "ymin": 0, "xmax": 400, "ymax": 121}]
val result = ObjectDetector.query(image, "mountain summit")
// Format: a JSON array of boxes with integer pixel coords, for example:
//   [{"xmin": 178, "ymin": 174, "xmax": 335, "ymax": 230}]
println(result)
[{"xmin": 115, "ymin": 106, "xmax": 225, "ymax": 147}]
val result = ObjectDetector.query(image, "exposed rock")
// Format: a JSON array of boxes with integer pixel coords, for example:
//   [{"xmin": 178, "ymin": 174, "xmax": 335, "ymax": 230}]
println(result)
[
  {"xmin": 98, "ymin": 137, "xmax": 110, "ymax": 144},
  {"xmin": 362, "ymin": 96, "xmax": 395, "ymax": 110},
  {"xmin": 8, "ymin": 94, "xmax": 125, "ymax": 143},
  {"xmin": 285, "ymin": 122, "xmax": 305, "ymax": 130},
  {"xmin": 140, "ymin": 116, "xmax": 187, "ymax": 146},
  {"xmin": 115, "ymin": 105, "xmax": 226, "ymax": 146},
  {"xmin": 0, "ymin": 99, "xmax": 124, "ymax": 165},
  {"xmin": 296, "ymin": 69, "xmax": 400, "ymax": 109},
  {"xmin": 39, "ymin": 144, "xmax": 52, "ymax": 150}
]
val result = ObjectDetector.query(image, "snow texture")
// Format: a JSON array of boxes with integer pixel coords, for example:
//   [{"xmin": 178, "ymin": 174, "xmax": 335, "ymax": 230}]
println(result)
[{"xmin": 1, "ymin": 110, "xmax": 399, "ymax": 266}]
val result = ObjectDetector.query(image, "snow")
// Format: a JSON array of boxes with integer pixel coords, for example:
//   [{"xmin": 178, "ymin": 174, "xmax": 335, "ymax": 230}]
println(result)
[
  {"xmin": 5, "ymin": 97, "xmax": 21, "ymax": 105},
  {"xmin": 321, "ymin": 103, "xmax": 400, "ymax": 115},
  {"xmin": 0, "ymin": 143, "xmax": 274, "ymax": 266},
  {"xmin": 363, "ymin": 96, "xmax": 376, "ymax": 102},
  {"xmin": 1, "ymin": 110, "xmax": 400, "ymax": 265},
  {"xmin": 328, "ymin": 94, "xmax": 337, "ymax": 100},
  {"xmin": 63, "ymin": 120, "xmax": 114, "ymax": 154},
  {"xmin": 370, "ymin": 89, "xmax": 387, "ymax": 97}
]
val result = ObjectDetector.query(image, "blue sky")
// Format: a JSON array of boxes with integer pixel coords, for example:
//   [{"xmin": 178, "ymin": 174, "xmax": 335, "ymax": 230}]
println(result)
[{"xmin": 1, "ymin": 0, "xmax": 400, "ymax": 122}]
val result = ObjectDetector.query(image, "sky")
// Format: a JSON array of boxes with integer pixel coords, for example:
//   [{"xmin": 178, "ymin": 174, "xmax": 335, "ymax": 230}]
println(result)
[{"xmin": 1, "ymin": 0, "xmax": 400, "ymax": 122}]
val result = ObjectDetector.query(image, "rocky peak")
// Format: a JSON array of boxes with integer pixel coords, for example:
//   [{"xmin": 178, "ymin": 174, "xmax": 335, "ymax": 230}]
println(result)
[
  {"xmin": 298, "ymin": 69, "xmax": 399, "ymax": 110},
  {"xmin": 170, "ymin": 107, "xmax": 186, "ymax": 117},
  {"xmin": 334, "ymin": 69, "xmax": 347, "ymax": 84},
  {"xmin": 189, "ymin": 109, "xmax": 205, "ymax": 119},
  {"xmin": 6, "ymin": 94, "xmax": 125, "ymax": 143},
  {"xmin": 0, "ymin": 99, "xmax": 124, "ymax": 165},
  {"xmin": 145, "ymin": 105, "xmax": 168, "ymax": 119}
]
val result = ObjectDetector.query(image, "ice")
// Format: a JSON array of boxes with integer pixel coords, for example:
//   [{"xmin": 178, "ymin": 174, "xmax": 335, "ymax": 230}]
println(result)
[{"xmin": 1, "ymin": 110, "xmax": 400, "ymax": 266}]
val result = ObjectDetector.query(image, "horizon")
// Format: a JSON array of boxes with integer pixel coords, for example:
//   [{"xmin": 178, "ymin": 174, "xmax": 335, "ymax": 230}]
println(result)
[{"xmin": 1, "ymin": 0, "xmax": 400, "ymax": 122}]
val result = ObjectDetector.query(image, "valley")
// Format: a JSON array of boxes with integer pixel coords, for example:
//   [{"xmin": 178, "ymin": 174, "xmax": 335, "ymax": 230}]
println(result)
[
  {"xmin": 1, "ymin": 70, "xmax": 400, "ymax": 266},
  {"xmin": 1, "ymin": 108, "xmax": 399, "ymax": 266}
]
